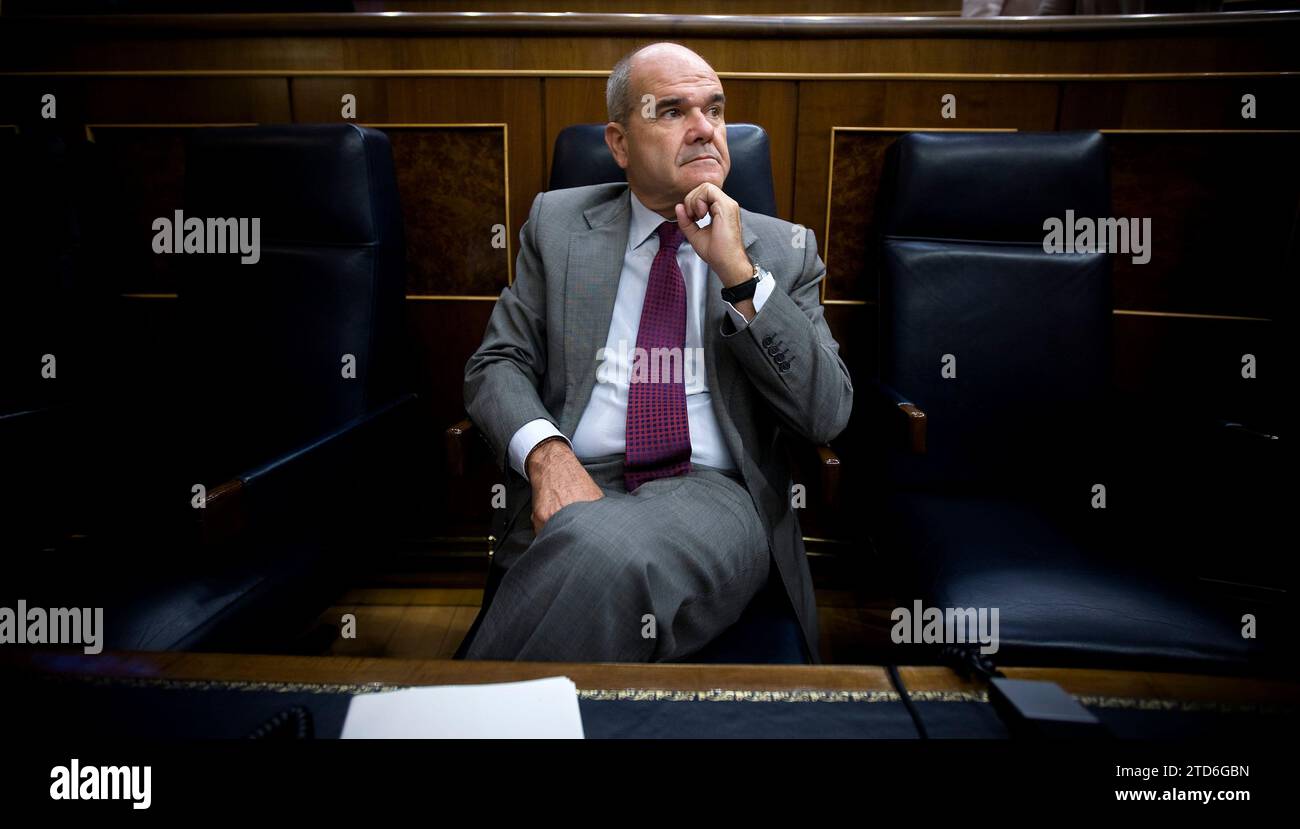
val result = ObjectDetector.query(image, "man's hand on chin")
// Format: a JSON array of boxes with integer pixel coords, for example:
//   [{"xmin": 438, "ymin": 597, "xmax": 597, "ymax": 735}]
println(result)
[{"xmin": 526, "ymin": 436, "xmax": 605, "ymax": 535}]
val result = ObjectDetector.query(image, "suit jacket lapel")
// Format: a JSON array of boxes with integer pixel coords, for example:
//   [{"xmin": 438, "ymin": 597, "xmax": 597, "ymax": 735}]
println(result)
[{"xmin": 559, "ymin": 187, "xmax": 631, "ymax": 437}]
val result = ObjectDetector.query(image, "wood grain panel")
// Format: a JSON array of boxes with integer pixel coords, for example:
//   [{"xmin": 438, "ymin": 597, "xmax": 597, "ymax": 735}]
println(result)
[
  {"xmin": 796, "ymin": 82, "xmax": 1057, "ymax": 249},
  {"xmin": 0, "ymin": 77, "xmax": 290, "ymax": 127},
  {"xmin": 6, "ymin": 20, "xmax": 1298, "ymax": 74},
  {"xmin": 291, "ymin": 76, "xmax": 543, "ymax": 245},
  {"xmin": 356, "ymin": 0, "xmax": 962, "ymax": 12},
  {"xmin": 1112, "ymin": 313, "xmax": 1277, "ymax": 430},
  {"xmin": 1107, "ymin": 132, "xmax": 1298, "ymax": 317},
  {"xmin": 1061, "ymin": 78, "xmax": 1300, "ymax": 130},
  {"xmin": 380, "ymin": 127, "xmax": 509, "ymax": 296}
]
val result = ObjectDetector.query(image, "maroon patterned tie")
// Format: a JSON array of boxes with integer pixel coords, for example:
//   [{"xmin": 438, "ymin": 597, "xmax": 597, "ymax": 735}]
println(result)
[{"xmin": 624, "ymin": 221, "xmax": 692, "ymax": 492}]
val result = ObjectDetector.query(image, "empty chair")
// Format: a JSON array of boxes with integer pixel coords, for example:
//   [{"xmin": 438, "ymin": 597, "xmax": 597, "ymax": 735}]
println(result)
[
  {"xmin": 6, "ymin": 125, "xmax": 418, "ymax": 652},
  {"xmin": 867, "ymin": 131, "xmax": 1272, "ymax": 673}
]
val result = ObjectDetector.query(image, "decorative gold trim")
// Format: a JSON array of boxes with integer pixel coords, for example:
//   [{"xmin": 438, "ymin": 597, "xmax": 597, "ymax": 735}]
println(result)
[
  {"xmin": 359, "ymin": 122, "xmax": 512, "ymax": 287},
  {"xmin": 1076, "ymin": 695, "xmax": 1296, "ymax": 715},
  {"xmin": 84, "ymin": 122, "xmax": 257, "ymax": 142},
  {"xmin": 0, "ymin": 124, "xmax": 19, "ymax": 134},
  {"xmin": 1100, "ymin": 128, "xmax": 1300, "ymax": 134},
  {"xmin": 1113, "ymin": 309, "xmax": 1272, "ymax": 322},
  {"xmin": 39, "ymin": 674, "xmax": 1297, "ymax": 713},
  {"xmin": 5, "ymin": 71, "xmax": 1298, "ymax": 81},
  {"xmin": 823, "ymin": 126, "xmax": 1017, "ymax": 304},
  {"xmin": 577, "ymin": 689, "xmax": 904, "ymax": 703}
]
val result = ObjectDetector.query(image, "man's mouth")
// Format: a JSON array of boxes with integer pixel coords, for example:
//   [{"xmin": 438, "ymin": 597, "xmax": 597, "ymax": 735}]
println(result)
[{"xmin": 685, "ymin": 157, "xmax": 719, "ymax": 165}]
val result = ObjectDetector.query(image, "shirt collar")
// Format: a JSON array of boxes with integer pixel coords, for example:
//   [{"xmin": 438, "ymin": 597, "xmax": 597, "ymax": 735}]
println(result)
[{"xmin": 628, "ymin": 188, "xmax": 711, "ymax": 253}]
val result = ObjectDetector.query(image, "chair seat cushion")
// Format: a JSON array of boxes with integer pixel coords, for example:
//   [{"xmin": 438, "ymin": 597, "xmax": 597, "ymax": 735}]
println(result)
[{"xmin": 878, "ymin": 492, "xmax": 1268, "ymax": 673}]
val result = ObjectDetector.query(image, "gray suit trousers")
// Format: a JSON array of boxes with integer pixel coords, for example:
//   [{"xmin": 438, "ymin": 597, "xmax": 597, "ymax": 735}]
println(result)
[{"xmin": 464, "ymin": 456, "xmax": 771, "ymax": 662}]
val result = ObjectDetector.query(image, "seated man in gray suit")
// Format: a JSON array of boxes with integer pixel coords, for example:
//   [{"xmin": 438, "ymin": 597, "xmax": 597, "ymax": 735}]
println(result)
[{"xmin": 463, "ymin": 42, "xmax": 852, "ymax": 662}]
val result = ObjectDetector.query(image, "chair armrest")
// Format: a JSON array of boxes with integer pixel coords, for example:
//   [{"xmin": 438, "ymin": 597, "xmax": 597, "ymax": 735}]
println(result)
[
  {"xmin": 198, "ymin": 393, "xmax": 419, "ymax": 545},
  {"xmin": 814, "ymin": 444, "xmax": 841, "ymax": 509},
  {"xmin": 446, "ymin": 417, "xmax": 477, "ymax": 478},
  {"xmin": 869, "ymin": 379, "xmax": 927, "ymax": 454},
  {"xmin": 446, "ymin": 415, "xmax": 496, "ymax": 478}
]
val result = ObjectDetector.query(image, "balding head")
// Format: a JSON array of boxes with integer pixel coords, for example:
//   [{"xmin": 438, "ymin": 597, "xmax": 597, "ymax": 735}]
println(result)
[
  {"xmin": 607, "ymin": 42, "xmax": 718, "ymax": 126},
  {"xmin": 604, "ymin": 43, "xmax": 730, "ymax": 217}
]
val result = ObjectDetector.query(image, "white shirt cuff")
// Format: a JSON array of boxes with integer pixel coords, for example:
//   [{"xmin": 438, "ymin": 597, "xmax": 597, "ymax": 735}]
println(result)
[
  {"xmin": 723, "ymin": 269, "xmax": 775, "ymax": 330},
  {"xmin": 508, "ymin": 418, "xmax": 570, "ymax": 480}
]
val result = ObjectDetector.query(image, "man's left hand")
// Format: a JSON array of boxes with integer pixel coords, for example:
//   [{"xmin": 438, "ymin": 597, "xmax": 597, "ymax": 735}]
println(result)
[{"xmin": 675, "ymin": 182, "xmax": 753, "ymax": 288}]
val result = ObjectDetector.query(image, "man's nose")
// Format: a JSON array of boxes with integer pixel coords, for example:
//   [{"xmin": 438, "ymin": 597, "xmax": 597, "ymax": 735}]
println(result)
[{"xmin": 685, "ymin": 108, "xmax": 714, "ymax": 142}]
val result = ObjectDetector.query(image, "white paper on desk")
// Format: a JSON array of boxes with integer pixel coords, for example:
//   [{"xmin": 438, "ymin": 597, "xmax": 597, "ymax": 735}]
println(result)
[{"xmin": 340, "ymin": 676, "xmax": 585, "ymax": 739}]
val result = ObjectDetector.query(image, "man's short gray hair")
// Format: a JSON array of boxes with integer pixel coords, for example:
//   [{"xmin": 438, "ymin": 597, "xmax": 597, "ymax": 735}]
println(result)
[{"xmin": 606, "ymin": 48, "xmax": 638, "ymax": 126}]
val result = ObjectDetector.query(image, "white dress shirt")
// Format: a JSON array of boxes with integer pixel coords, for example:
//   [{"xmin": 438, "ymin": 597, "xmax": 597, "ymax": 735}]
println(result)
[{"xmin": 508, "ymin": 189, "xmax": 775, "ymax": 480}]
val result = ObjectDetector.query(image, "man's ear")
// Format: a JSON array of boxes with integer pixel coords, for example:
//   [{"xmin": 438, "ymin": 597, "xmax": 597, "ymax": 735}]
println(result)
[{"xmin": 605, "ymin": 121, "xmax": 629, "ymax": 170}]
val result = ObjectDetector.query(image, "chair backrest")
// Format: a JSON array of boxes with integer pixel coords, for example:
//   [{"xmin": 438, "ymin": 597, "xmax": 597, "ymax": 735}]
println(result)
[
  {"xmin": 180, "ymin": 124, "xmax": 407, "ymax": 474},
  {"xmin": 877, "ymin": 131, "xmax": 1113, "ymax": 489},
  {"xmin": 547, "ymin": 122, "xmax": 778, "ymax": 217}
]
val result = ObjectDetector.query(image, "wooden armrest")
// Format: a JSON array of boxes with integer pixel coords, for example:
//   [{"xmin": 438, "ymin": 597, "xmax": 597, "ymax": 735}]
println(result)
[
  {"xmin": 446, "ymin": 417, "xmax": 478, "ymax": 478},
  {"xmin": 815, "ymin": 444, "xmax": 841, "ymax": 508},
  {"xmin": 898, "ymin": 403, "xmax": 927, "ymax": 454},
  {"xmin": 871, "ymin": 380, "xmax": 927, "ymax": 454}
]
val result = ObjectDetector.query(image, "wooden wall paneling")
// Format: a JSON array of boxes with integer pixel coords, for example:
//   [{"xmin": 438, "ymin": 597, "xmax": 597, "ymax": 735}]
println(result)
[
  {"xmin": 81, "ymin": 77, "xmax": 292, "ymax": 123},
  {"xmin": 291, "ymin": 76, "xmax": 543, "ymax": 275},
  {"xmin": 366, "ymin": 126, "xmax": 511, "ymax": 298},
  {"xmin": 355, "ymin": 1, "xmax": 963, "ymax": 13},
  {"xmin": 1105, "ymin": 131, "xmax": 1299, "ymax": 318},
  {"xmin": 721, "ymin": 79, "xmax": 799, "ymax": 221},
  {"xmin": 0, "ymin": 77, "xmax": 91, "ymax": 127},
  {"xmin": 1060, "ymin": 78, "xmax": 1300, "ymax": 130},
  {"xmin": 798, "ymin": 80, "xmax": 1055, "ymax": 289},
  {"xmin": 1112, "ymin": 312, "xmax": 1277, "ymax": 430},
  {"xmin": 542, "ymin": 77, "xmax": 608, "ymax": 189}
]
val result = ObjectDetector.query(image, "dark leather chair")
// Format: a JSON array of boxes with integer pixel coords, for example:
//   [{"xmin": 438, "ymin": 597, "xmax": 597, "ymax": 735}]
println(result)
[
  {"xmin": 2, "ymin": 125, "xmax": 418, "ymax": 651},
  {"xmin": 867, "ymin": 131, "xmax": 1276, "ymax": 674},
  {"xmin": 451, "ymin": 123, "xmax": 831, "ymax": 664}
]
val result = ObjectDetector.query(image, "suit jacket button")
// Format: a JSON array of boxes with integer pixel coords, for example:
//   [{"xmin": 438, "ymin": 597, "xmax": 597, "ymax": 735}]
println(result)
[
  {"xmin": 767, "ymin": 346, "xmax": 779, "ymax": 355},
  {"xmin": 762, "ymin": 335, "xmax": 774, "ymax": 347}
]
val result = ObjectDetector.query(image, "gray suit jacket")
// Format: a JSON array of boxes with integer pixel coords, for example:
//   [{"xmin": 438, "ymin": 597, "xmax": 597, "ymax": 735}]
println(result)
[{"xmin": 464, "ymin": 182, "xmax": 853, "ymax": 661}]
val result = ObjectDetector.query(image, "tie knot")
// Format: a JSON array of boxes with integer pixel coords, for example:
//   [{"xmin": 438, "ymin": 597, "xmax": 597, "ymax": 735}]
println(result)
[{"xmin": 656, "ymin": 221, "xmax": 683, "ymax": 252}]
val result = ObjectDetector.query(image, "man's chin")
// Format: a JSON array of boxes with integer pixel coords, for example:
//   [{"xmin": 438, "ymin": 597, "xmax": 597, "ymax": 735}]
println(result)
[{"xmin": 681, "ymin": 169, "xmax": 726, "ymax": 191}]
